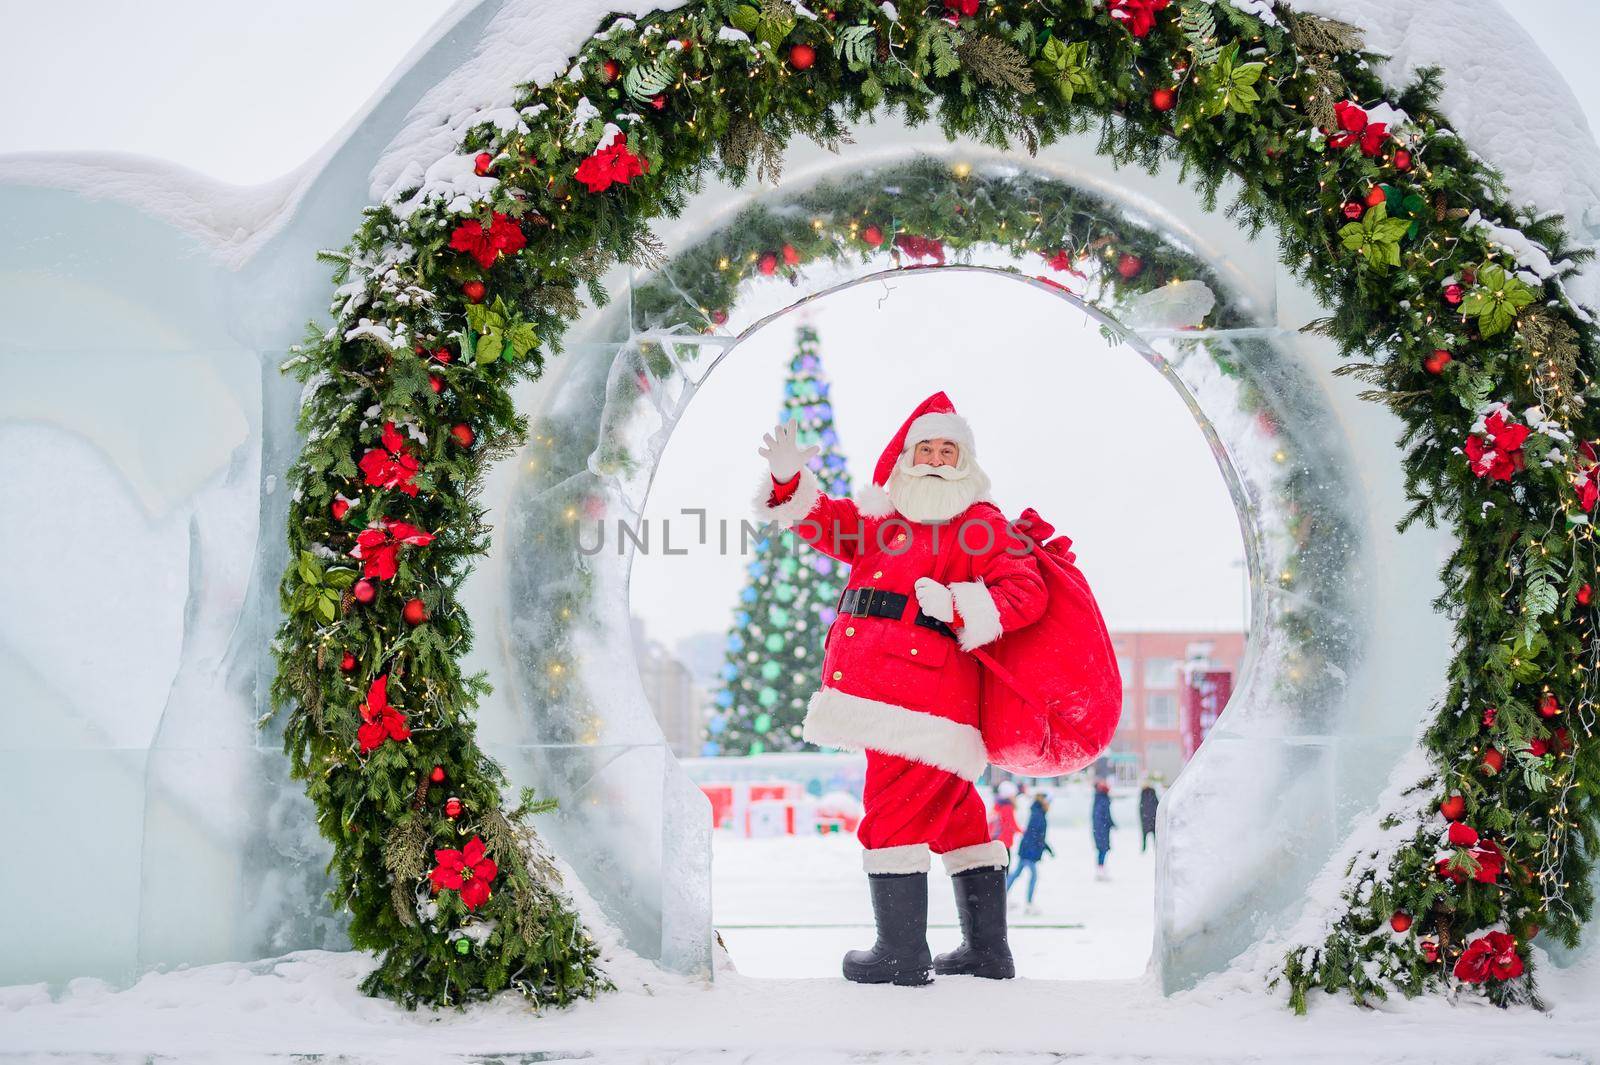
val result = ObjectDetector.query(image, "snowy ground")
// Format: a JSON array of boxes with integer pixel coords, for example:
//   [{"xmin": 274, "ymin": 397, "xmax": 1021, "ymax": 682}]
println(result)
[
  {"xmin": 7, "ymin": 829, "xmax": 1600, "ymax": 1063},
  {"xmin": 713, "ymin": 829, "xmax": 1155, "ymax": 981}
]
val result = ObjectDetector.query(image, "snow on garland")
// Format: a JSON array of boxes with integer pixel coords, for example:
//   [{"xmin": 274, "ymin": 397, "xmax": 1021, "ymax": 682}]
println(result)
[{"xmin": 272, "ymin": 0, "xmax": 1600, "ymax": 1011}]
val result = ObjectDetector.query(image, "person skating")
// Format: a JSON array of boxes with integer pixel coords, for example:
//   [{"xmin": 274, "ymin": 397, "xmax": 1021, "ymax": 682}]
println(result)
[
  {"xmin": 991, "ymin": 780, "xmax": 1022, "ymax": 859},
  {"xmin": 755, "ymin": 392, "xmax": 1047, "ymax": 984},
  {"xmin": 1139, "ymin": 778, "xmax": 1159, "ymax": 853},
  {"xmin": 1091, "ymin": 778, "xmax": 1116, "ymax": 880},
  {"xmin": 1006, "ymin": 792, "xmax": 1053, "ymax": 915}
]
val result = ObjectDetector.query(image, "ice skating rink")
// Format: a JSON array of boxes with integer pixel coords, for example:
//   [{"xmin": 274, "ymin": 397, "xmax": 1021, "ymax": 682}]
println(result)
[{"xmin": 714, "ymin": 829, "xmax": 1155, "ymax": 980}]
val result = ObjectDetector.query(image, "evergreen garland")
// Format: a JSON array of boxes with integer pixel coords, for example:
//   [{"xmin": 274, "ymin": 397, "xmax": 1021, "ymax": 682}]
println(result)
[{"xmin": 273, "ymin": 0, "xmax": 1600, "ymax": 1011}]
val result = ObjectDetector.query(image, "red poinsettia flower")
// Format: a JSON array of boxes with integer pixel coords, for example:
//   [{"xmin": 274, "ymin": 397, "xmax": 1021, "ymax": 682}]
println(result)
[
  {"xmin": 1574, "ymin": 441, "xmax": 1600, "ymax": 511},
  {"xmin": 1108, "ymin": 0, "xmax": 1171, "ymax": 37},
  {"xmin": 448, "ymin": 211, "xmax": 526, "ymax": 270},
  {"xmin": 1453, "ymin": 930, "xmax": 1523, "ymax": 984},
  {"xmin": 429, "ymin": 835, "xmax": 499, "ymax": 910},
  {"xmin": 946, "ymin": 0, "xmax": 979, "ymax": 16},
  {"xmin": 893, "ymin": 233, "xmax": 946, "ymax": 264},
  {"xmin": 574, "ymin": 138, "xmax": 649, "ymax": 193},
  {"xmin": 1327, "ymin": 101, "xmax": 1390, "ymax": 157},
  {"xmin": 1465, "ymin": 408, "xmax": 1531, "ymax": 482},
  {"xmin": 1438, "ymin": 838, "xmax": 1505, "ymax": 884},
  {"xmin": 350, "ymin": 518, "xmax": 435, "ymax": 581},
  {"xmin": 358, "ymin": 422, "xmax": 422, "ymax": 497},
  {"xmin": 357, "ymin": 675, "xmax": 411, "ymax": 753}
]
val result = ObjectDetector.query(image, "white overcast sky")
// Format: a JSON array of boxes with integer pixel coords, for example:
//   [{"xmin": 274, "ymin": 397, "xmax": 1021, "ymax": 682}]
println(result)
[{"xmin": 3, "ymin": 2, "xmax": 1595, "ymax": 651}]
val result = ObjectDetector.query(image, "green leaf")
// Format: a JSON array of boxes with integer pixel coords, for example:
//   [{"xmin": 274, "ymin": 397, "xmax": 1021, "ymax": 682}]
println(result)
[
  {"xmin": 507, "ymin": 321, "xmax": 540, "ymax": 360},
  {"xmin": 1201, "ymin": 43, "xmax": 1266, "ymax": 117},
  {"xmin": 476, "ymin": 331, "xmax": 504, "ymax": 365},
  {"xmin": 1339, "ymin": 203, "xmax": 1409, "ymax": 271},
  {"xmin": 1464, "ymin": 264, "xmax": 1537, "ymax": 338},
  {"xmin": 623, "ymin": 55, "xmax": 676, "ymax": 102},
  {"xmin": 729, "ymin": 5, "xmax": 760, "ymax": 35},
  {"xmin": 834, "ymin": 24, "xmax": 876, "ymax": 72},
  {"xmin": 317, "ymin": 595, "xmax": 337, "ymax": 623},
  {"xmin": 1034, "ymin": 38, "xmax": 1093, "ymax": 102}
]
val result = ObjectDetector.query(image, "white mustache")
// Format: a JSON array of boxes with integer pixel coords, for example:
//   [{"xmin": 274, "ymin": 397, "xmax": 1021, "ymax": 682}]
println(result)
[{"xmin": 905, "ymin": 462, "xmax": 967, "ymax": 480}]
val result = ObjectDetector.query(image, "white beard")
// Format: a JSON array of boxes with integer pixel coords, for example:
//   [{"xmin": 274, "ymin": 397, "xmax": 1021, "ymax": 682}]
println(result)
[{"xmin": 887, "ymin": 452, "xmax": 991, "ymax": 523}]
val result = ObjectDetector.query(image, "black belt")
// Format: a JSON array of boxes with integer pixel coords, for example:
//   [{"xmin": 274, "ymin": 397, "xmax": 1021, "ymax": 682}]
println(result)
[{"xmin": 837, "ymin": 586, "xmax": 957, "ymax": 640}]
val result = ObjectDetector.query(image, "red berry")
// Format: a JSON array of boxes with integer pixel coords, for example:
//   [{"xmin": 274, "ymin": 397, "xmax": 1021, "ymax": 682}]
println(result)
[
  {"xmin": 710, "ymin": 308, "xmax": 729, "ymax": 325},
  {"xmin": 758, "ymin": 252, "xmax": 779, "ymax": 276},
  {"xmin": 1480, "ymin": 746, "xmax": 1505, "ymax": 775},
  {"xmin": 450, "ymin": 423, "xmax": 476, "ymax": 448},
  {"xmin": 1440, "ymin": 794, "xmax": 1467, "ymax": 821},
  {"xmin": 430, "ymin": 765, "xmax": 446, "ymax": 783},
  {"xmin": 463, "ymin": 280, "xmax": 487, "ymax": 303},
  {"xmin": 1115, "ymin": 253, "xmax": 1143, "ymax": 280},
  {"xmin": 1539, "ymin": 693, "xmax": 1562, "ymax": 718},
  {"xmin": 1580, "ymin": 583, "xmax": 1593, "ymax": 606},
  {"xmin": 601, "ymin": 59, "xmax": 621, "ymax": 83},
  {"xmin": 433, "ymin": 348, "xmax": 453, "ymax": 364},
  {"xmin": 1151, "ymin": 87, "xmax": 1177, "ymax": 112},
  {"xmin": 862, "ymin": 224, "xmax": 885, "ymax": 248},
  {"xmin": 1343, "ymin": 202, "xmax": 1365, "ymax": 220},
  {"xmin": 331, "ymin": 497, "xmax": 351, "ymax": 521},
  {"xmin": 340, "ymin": 652, "xmax": 357, "ymax": 672},
  {"xmin": 1390, "ymin": 912, "xmax": 1413, "ymax": 933},
  {"xmin": 1444, "ymin": 283, "xmax": 1465, "ymax": 306},
  {"xmin": 1365, "ymin": 186, "xmax": 1388, "ymax": 208},
  {"xmin": 1394, "ymin": 149, "xmax": 1412, "ymax": 171},
  {"xmin": 1481, "ymin": 705, "xmax": 1498, "ymax": 728},
  {"xmin": 352, "ymin": 580, "xmax": 377, "ymax": 605},
  {"xmin": 428, "ymin": 375, "xmax": 445, "ymax": 394},
  {"xmin": 651, "ymin": 94, "xmax": 667, "ymax": 110},
  {"xmin": 789, "ymin": 43, "xmax": 816, "ymax": 70},
  {"xmin": 403, "ymin": 597, "xmax": 428, "ymax": 626},
  {"xmin": 473, "ymin": 152, "xmax": 494, "ymax": 177},
  {"xmin": 1424, "ymin": 349, "xmax": 1452, "ymax": 374},
  {"xmin": 445, "ymin": 797, "xmax": 463, "ymax": 818},
  {"xmin": 782, "ymin": 243, "xmax": 800, "ymax": 266}
]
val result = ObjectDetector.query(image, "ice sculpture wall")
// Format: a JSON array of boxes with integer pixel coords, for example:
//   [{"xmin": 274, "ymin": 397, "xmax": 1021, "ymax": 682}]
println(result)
[{"xmin": 5, "ymin": 0, "xmax": 1598, "ymax": 995}]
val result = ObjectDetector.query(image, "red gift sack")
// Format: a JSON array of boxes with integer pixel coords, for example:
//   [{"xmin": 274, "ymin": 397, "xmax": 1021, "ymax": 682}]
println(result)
[{"xmin": 968, "ymin": 508, "xmax": 1122, "ymax": 776}]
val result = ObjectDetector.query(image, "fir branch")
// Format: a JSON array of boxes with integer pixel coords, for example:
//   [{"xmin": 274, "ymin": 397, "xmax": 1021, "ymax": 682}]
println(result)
[{"xmin": 956, "ymin": 33, "xmax": 1036, "ymax": 95}]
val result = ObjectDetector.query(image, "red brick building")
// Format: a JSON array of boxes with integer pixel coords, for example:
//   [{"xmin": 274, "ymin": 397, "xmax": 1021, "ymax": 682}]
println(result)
[{"xmin": 1105, "ymin": 630, "xmax": 1247, "ymax": 782}]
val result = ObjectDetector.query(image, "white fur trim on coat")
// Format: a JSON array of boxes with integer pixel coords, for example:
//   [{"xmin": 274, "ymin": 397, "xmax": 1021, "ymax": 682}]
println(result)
[
  {"xmin": 904, "ymin": 412, "xmax": 974, "ymax": 452},
  {"xmin": 803, "ymin": 686, "xmax": 989, "ymax": 781},
  {"xmin": 864, "ymin": 843, "xmax": 931, "ymax": 875},
  {"xmin": 855, "ymin": 480, "xmax": 895, "ymax": 517},
  {"xmin": 941, "ymin": 840, "xmax": 1010, "ymax": 874},
  {"xmin": 752, "ymin": 466, "xmax": 821, "ymax": 525},
  {"xmin": 950, "ymin": 579, "xmax": 1004, "ymax": 652}
]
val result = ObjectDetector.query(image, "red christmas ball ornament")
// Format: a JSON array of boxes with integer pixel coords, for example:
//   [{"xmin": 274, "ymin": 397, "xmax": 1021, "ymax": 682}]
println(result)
[
  {"xmin": 789, "ymin": 43, "xmax": 816, "ymax": 70},
  {"xmin": 601, "ymin": 58, "xmax": 621, "ymax": 83},
  {"xmin": 862, "ymin": 224, "xmax": 885, "ymax": 248},
  {"xmin": 473, "ymin": 152, "xmax": 495, "ymax": 177},
  {"xmin": 463, "ymin": 280, "xmax": 487, "ymax": 303},
  {"xmin": 331, "ymin": 497, "xmax": 351, "ymax": 521},
  {"xmin": 339, "ymin": 652, "xmax": 357, "ymax": 673},
  {"xmin": 1390, "ymin": 912, "xmax": 1413, "ymax": 933},
  {"xmin": 1420, "ymin": 937, "xmax": 1440, "ymax": 964},
  {"xmin": 1539, "ymin": 693, "xmax": 1563, "ymax": 718},
  {"xmin": 1151, "ymin": 87, "xmax": 1177, "ymax": 112},
  {"xmin": 1364, "ymin": 185, "xmax": 1388, "ymax": 208},
  {"xmin": 403, "ymin": 597, "xmax": 428, "ymax": 626},
  {"xmin": 1480, "ymin": 746, "xmax": 1505, "ymax": 775},
  {"xmin": 1115, "ymin": 253, "xmax": 1144, "ymax": 280},
  {"xmin": 352, "ymin": 579, "xmax": 377, "ymax": 605},
  {"xmin": 433, "ymin": 348, "xmax": 453, "ymax": 364},
  {"xmin": 1439, "ymin": 793, "xmax": 1467, "ymax": 821},
  {"xmin": 450, "ymin": 423, "xmax": 476, "ymax": 448},
  {"xmin": 1343, "ymin": 202, "xmax": 1365, "ymax": 220},
  {"xmin": 428, "ymin": 375, "xmax": 445, "ymax": 394},
  {"xmin": 1447, "ymin": 821, "xmax": 1480, "ymax": 847},
  {"xmin": 445, "ymin": 797, "xmax": 463, "ymax": 818},
  {"xmin": 782, "ymin": 243, "xmax": 801, "ymax": 266},
  {"xmin": 1424, "ymin": 349, "xmax": 1453, "ymax": 375},
  {"xmin": 430, "ymin": 765, "xmax": 446, "ymax": 783},
  {"xmin": 1443, "ymin": 283, "xmax": 1465, "ymax": 306},
  {"xmin": 1394, "ymin": 149, "xmax": 1412, "ymax": 171},
  {"xmin": 710, "ymin": 308, "xmax": 729, "ymax": 325},
  {"xmin": 1580, "ymin": 583, "xmax": 1593, "ymax": 606},
  {"xmin": 758, "ymin": 252, "xmax": 779, "ymax": 276},
  {"xmin": 1481, "ymin": 705, "xmax": 1499, "ymax": 728}
]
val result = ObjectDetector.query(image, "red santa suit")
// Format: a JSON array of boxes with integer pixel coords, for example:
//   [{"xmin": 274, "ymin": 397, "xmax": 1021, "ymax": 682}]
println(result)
[{"xmin": 757, "ymin": 393, "xmax": 1047, "ymax": 876}]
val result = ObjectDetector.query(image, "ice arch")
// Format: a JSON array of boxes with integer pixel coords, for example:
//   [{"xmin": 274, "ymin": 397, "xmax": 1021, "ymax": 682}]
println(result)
[{"xmin": 0, "ymin": 0, "xmax": 1596, "ymax": 994}]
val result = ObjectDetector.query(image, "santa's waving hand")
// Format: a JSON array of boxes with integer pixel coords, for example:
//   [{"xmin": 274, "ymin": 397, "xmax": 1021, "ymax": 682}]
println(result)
[{"xmin": 753, "ymin": 392, "xmax": 1047, "ymax": 987}]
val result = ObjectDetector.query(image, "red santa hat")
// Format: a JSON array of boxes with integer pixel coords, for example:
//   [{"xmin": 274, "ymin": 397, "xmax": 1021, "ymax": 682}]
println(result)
[{"xmin": 857, "ymin": 391, "xmax": 976, "ymax": 516}]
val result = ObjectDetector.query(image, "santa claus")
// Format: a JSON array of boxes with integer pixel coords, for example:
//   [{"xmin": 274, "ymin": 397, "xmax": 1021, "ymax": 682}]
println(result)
[{"xmin": 755, "ymin": 391, "xmax": 1047, "ymax": 985}]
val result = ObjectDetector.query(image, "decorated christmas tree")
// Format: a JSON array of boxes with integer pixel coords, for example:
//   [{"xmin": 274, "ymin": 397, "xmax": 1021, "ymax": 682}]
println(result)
[{"xmin": 705, "ymin": 324, "xmax": 852, "ymax": 756}]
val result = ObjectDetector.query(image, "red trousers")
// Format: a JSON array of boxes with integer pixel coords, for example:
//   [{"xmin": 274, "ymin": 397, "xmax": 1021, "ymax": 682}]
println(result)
[{"xmin": 857, "ymin": 750, "xmax": 1007, "ymax": 875}]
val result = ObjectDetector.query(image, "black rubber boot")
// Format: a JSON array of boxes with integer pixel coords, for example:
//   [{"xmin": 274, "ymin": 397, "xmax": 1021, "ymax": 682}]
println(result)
[
  {"xmin": 933, "ymin": 866, "xmax": 1015, "ymax": 979},
  {"xmin": 842, "ymin": 872, "xmax": 933, "ymax": 986}
]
